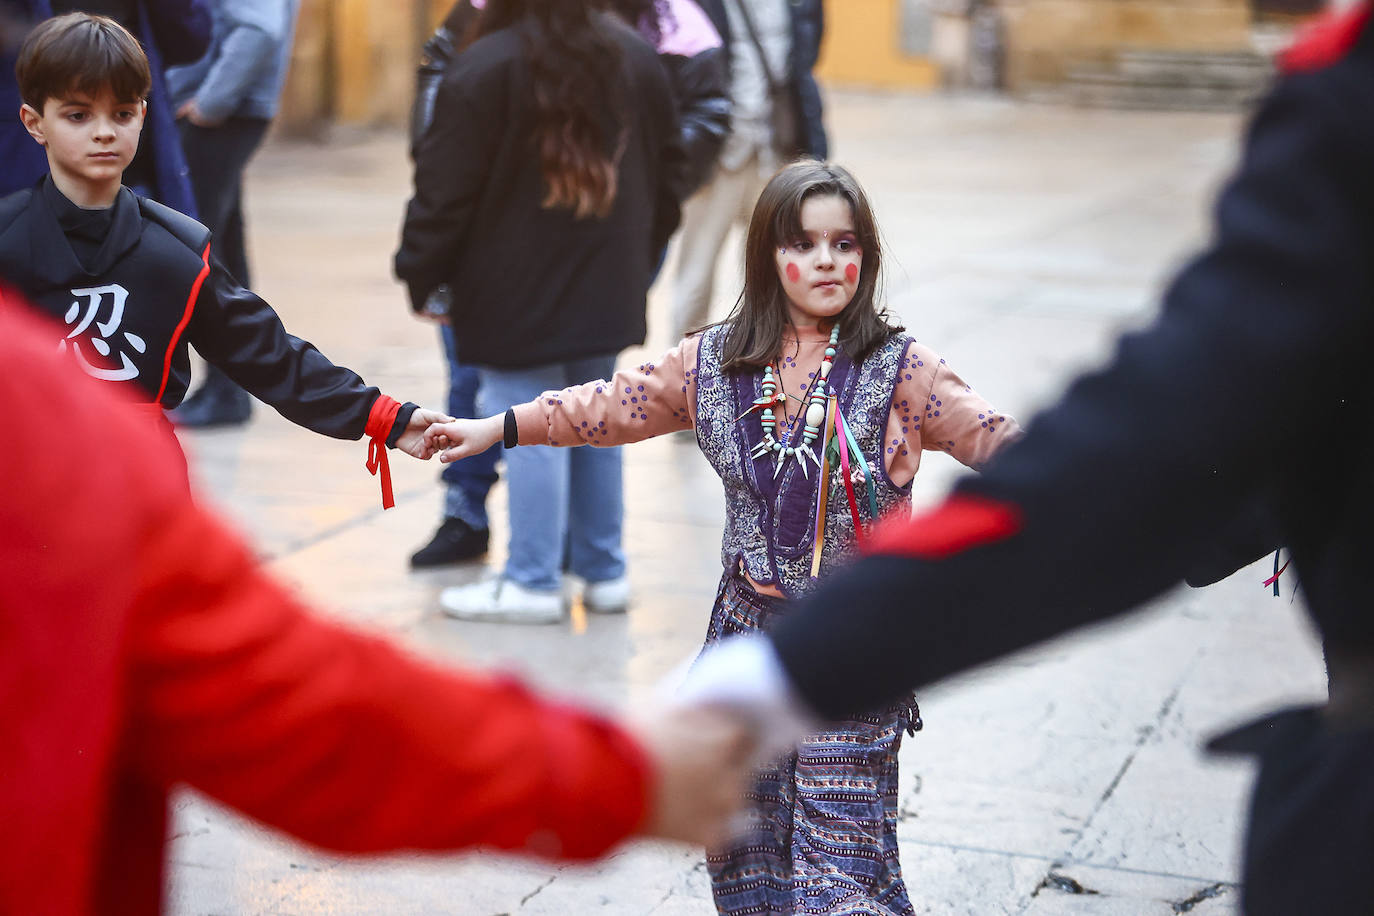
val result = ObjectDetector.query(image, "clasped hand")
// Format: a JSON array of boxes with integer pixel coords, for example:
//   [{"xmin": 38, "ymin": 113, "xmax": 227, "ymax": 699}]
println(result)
[
  {"xmin": 422, "ymin": 414, "xmax": 504, "ymax": 463},
  {"xmin": 394, "ymin": 407, "xmax": 457, "ymax": 460}
]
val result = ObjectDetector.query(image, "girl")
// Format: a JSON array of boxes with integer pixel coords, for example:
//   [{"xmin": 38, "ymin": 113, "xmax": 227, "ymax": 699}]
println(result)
[{"xmin": 423, "ymin": 161, "xmax": 1021, "ymax": 915}]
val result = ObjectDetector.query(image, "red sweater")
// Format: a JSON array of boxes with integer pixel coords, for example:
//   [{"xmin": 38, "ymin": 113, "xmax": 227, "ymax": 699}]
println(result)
[{"xmin": 0, "ymin": 300, "xmax": 651, "ymax": 913}]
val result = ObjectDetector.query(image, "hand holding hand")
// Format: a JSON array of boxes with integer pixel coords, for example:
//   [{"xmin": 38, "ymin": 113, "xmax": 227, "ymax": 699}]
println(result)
[
  {"xmin": 395, "ymin": 407, "xmax": 455, "ymax": 460},
  {"xmin": 629, "ymin": 704, "xmax": 754, "ymax": 847},
  {"xmin": 669, "ymin": 635, "xmax": 819, "ymax": 763},
  {"xmin": 424, "ymin": 414, "xmax": 504, "ymax": 463}
]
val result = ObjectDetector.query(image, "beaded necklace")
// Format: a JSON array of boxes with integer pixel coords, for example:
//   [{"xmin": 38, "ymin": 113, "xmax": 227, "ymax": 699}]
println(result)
[
  {"xmin": 744, "ymin": 325, "xmax": 841, "ymax": 478},
  {"xmin": 732, "ymin": 322, "xmax": 880, "ymax": 576}
]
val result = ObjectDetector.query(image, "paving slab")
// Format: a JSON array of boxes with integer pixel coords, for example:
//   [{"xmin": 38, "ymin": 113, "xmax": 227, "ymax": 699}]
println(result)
[{"xmin": 166, "ymin": 91, "xmax": 1326, "ymax": 914}]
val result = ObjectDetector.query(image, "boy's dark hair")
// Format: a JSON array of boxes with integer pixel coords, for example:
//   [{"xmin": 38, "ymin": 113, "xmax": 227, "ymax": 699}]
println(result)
[
  {"xmin": 718, "ymin": 160, "xmax": 902, "ymax": 373},
  {"xmin": 16, "ymin": 13, "xmax": 150, "ymax": 112}
]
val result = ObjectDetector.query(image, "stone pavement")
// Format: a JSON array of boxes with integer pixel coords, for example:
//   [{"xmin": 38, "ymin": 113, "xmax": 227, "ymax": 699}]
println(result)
[{"xmin": 166, "ymin": 91, "xmax": 1328, "ymax": 915}]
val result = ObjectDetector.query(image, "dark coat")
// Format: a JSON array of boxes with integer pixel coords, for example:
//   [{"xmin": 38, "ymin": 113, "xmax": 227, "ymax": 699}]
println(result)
[
  {"xmin": 775, "ymin": 2, "xmax": 1374, "ymax": 720},
  {"xmin": 0, "ymin": 0, "xmax": 210, "ymax": 215},
  {"xmin": 412, "ymin": 0, "xmax": 727, "ymax": 199},
  {"xmin": 773, "ymin": 13, "xmax": 1374, "ymax": 913},
  {"xmin": 662, "ymin": 42, "xmax": 731, "ymax": 197},
  {"xmin": 394, "ymin": 14, "xmax": 682, "ymax": 369},
  {"xmin": 697, "ymin": 0, "xmax": 827, "ymax": 159}
]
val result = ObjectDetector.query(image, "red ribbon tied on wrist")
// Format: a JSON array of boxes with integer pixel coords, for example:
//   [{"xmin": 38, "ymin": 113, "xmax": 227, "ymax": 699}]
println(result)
[{"xmin": 365, "ymin": 395, "xmax": 402, "ymax": 510}]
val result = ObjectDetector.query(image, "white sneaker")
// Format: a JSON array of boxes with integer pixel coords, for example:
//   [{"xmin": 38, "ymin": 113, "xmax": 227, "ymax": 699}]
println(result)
[
  {"xmin": 439, "ymin": 578, "xmax": 564, "ymax": 624},
  {"xmin": 583, "ymin": 575, "xmax": 631, "ymax": 614}
]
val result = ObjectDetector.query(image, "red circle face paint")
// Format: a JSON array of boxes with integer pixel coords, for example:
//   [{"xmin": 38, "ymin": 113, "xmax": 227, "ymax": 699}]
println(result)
[
  {"xmin": 845, "ymin": 263, "xmax": 859, "ymax": 283},
  {"xmin": 785, "ymin": 262, "xmax": 801, "ymax": 283}
]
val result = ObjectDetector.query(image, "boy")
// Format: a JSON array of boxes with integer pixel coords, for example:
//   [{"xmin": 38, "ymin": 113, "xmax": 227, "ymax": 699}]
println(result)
[{"xmin": 0, "ymin": 12, "xmax": 442, "ymax": 502}]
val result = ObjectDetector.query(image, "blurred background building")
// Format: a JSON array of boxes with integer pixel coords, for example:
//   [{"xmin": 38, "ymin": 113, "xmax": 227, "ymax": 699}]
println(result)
[{"xmin": 276, "ymin": 0, "xmax": 1339, "ymax": 134}]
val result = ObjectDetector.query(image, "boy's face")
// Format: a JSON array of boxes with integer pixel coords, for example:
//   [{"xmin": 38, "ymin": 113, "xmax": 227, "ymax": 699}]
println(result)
[{"xmin": 20, "ymin": 88, "xmax": 145, "ymax": 199}]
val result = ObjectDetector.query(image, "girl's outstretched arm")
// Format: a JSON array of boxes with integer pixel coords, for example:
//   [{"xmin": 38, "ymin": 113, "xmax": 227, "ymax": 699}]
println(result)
[
  {"xmin": 429, "ymin": 336, "xmax": 703, "ymax": 461},
  {"xmin": 905, "ymin": 341, "xmax": 1021, "ymax": 475}
]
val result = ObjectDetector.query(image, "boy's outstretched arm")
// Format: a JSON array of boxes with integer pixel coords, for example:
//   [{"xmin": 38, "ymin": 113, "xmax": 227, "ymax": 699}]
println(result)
[
  {"xmin": 185, "ymin": 255, "xmax": 407, "ymax": 440},
  {"xmin": 184, "ymin": 253, "xmax": 447, "ymax": 450}
]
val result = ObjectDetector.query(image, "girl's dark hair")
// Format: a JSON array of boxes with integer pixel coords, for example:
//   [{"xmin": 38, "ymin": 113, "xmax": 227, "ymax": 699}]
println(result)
[
  {"xmin": 468, "ymin": 0, "xmax": 628, "ymax": 219},
  {"xmin": 16, "ymin": 12, "xmax": 150, "ymax": 112},
  {"xmin": 718, "ymin": 161, "xmax": 901, "ymax": 373}
]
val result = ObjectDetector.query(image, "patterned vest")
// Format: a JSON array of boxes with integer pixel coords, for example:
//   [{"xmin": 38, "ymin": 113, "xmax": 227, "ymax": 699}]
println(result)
[{"xmin": 694, "ymin": 325, "xmax": 913, "ymax": 598}]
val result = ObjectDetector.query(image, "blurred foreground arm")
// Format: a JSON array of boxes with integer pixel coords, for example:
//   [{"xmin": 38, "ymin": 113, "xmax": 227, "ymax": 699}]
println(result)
[
  {"xmin": 0, "ymin": 300, "xmax": 747, "ymax": 891},
  {"xmin": 768, "ymin": 30, "xmax": 1374, "ymax": 718}
]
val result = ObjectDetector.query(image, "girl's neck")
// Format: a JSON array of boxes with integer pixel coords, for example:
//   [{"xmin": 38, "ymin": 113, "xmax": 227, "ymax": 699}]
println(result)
[{"xmin": 783, "ymin": 320, "xmax": 835, "ymax": 342}]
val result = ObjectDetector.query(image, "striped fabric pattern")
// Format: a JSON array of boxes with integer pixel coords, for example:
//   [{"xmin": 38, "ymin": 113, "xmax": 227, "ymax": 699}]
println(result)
[{"xmin": 702, "ymin": 572, "xmax": 917, "ymax": 915}]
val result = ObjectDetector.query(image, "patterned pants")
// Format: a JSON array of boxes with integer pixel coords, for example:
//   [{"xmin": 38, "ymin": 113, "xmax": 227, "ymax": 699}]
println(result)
[{"xmin": 703, "ymin": 572, "xmax": 917, "ymax": 916}]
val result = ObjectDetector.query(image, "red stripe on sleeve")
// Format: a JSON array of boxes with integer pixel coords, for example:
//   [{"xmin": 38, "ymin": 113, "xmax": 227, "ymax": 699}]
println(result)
[
  {"xmin": 864, "ymin": 494, "xmax": 1022, "ymax": 560},
  {"xmin": 1279, "ymin": 2, "xmax": 1371, "ymax": 74},
  {"xmin": 154, "ymin": 241, "xmax": 212, "ymax": 406}
]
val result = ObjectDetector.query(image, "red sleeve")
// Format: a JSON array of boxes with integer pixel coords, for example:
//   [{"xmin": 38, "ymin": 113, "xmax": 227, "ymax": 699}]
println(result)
[
  {"xmin": 124, "ymin": 501, "xmax": 651, "ymax": 859},
  {"xmin": 0, "ymin": 292, "xmax": 651, "ymax": 862}
]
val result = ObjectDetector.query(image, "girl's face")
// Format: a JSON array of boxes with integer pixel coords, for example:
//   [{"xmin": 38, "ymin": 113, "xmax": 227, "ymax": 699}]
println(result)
[{"xmin": 774, "ymin": 194, "xmax": 862, "ymax": 329}]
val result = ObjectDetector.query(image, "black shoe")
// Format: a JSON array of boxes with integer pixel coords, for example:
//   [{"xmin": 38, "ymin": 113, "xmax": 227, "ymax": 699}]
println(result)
[
  {"xmin": 169, "ymin": 375, "xmax": 252, "ymax": 428},
  {"xmin": 410, "ymin": 517, "xmax": 490, "ymax": 568}
]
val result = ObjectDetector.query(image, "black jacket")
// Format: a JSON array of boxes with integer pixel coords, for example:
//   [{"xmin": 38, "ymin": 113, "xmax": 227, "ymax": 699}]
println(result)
[
  {"xmin": 698, "ymin": 0, "xmax": 827, "ymax": 159},
  {"xmin": 662, "ymin": 43, "xmax": 732, "ymax": 197},
  {"xmin": 394, "ymin": 15, "xmax": 682, "ymax": 369},
  {"xmin": 411, "ymin": 3, "xmax": 727, "ymax": 199},
  {"xmin": 0, "ymin": 180, "xmax": 405, "ymax": 441},
  {"xmin": 772, "ymin": 8, "xmax": 1374, "ymax": 717}
]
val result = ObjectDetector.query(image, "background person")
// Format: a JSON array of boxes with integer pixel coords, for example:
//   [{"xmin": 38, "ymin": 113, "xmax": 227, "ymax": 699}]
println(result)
[
  {"xmin": 395, "ymin": 0, "xmax": 683, "ymax": 621},
  {"xmin": 609, "ymin": 0, "xmax": 732, "ymax": 202},
  {"xmin": 668, "ymin": 0, "xmax": 826, "ymax": 342},
  {"xmin": 165, "ymin": 0, "xmax": 302, "ymax": 428},
  {"xmin": 405, "ymin": 0, "xmax": 727, "ymax": 570}
]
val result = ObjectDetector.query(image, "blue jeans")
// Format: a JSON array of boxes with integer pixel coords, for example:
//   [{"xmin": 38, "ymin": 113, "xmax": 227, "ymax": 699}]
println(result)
[
  {"xmin": 440, "ymin": 324, "xmax": 500, "ymax": 529},
  {"xmin": 477, "ymin": 355, "xmax": 626, "ymax": 592}
]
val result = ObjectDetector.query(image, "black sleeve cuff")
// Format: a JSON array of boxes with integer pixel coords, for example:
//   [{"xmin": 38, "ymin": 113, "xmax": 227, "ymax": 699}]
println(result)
[
  {"xmin": 503, "ymin": 408, "xmax": 518, "ymax": 449},
  {"xmin": 386, "ymin": 402, "xmax": 420, "ymax": 448}
]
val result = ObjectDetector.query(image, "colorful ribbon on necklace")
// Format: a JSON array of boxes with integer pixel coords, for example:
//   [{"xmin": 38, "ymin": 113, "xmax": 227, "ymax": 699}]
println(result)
[
  {"xmin": 1263, "ymin": 551, "xmax": 1290, "ymax": 596},
  {"xmin": 810, "ymin": 394, "xmax": 837, "ymax": 578},
  {"xmin": 834, "ymin": 407, "xmax": 865, "ymax": 545},
  {"xmin": 838, "ymin": 407, "xmax": 880, "ymax": 521}
]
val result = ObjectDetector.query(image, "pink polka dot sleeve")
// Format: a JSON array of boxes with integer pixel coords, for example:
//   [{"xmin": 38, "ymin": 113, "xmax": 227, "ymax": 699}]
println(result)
[
  {"xmin": 884, "ymin": 341, "xmax": 1021, "ymax": 487},
  {"xmin": 510, "ymin": 336, "xmax": 702, "ymax": 448}
]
